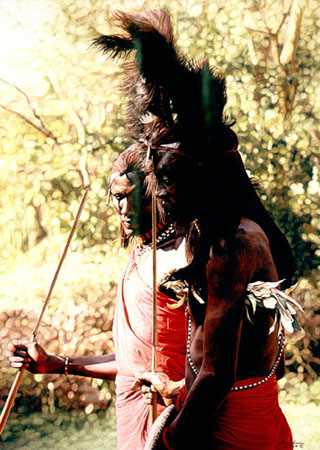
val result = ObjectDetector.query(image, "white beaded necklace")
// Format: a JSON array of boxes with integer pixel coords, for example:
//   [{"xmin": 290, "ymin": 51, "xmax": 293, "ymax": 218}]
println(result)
[{"xmin": 186, "ymin": 313, "xmax": 285, "ymax": 391}]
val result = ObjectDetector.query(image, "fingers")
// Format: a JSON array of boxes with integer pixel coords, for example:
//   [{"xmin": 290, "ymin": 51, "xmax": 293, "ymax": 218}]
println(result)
[
  {"xmin": 132, "ymin": 372, "xmax": 170, "ymax": 405},
  {"xmin": 131, "ymin": 380, "xmax": 155, "ymax": 393},
  {"xmin": 141, "ymin": 384, "xmax": 156, "ymax": 394},
  {"xmin": 141, "ymin": 385, "xmax": 154, "ymax": 405},
  {"xmin": 8, "ymin": 340, "xmax": 38, "ymax": 354},
  {"xmin": 7, "ymin": 341, "xmax": 35, "ymax": 370},
  {"xmin": 11, "ymin": 349, "xmax": 29, "ymax": 357},
  {"xmin": 135, "ymin": 371, "xmax": 163, "ymax": 387},
  {"xmin": 131, "ymin": 374, "xmax": 153, "ymax": 393},
  {"xmin": 8, "ymin": 343, "xmax": 30, "ymax": 359},
  {"xmin": 9, "ymin": 355, "xmax": 32, "ymax": 369},
  {"xmin": 144, "ymin": 393, "xmax": 153, "ymax": 405},
  {"xmin": 7, "ymin": 341, "xmax": 28, "ymax": 353},
  {"xmin": 8, "ymin": 340, "xmax": 41, "ymax": 360},
  {"xmin": 138, "ymin": 372, "xmax": 153, "ymax": 383}
]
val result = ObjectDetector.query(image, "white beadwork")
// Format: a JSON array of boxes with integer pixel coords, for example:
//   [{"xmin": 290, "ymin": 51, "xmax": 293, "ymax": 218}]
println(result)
[
  {"xmin": 186, "ymin": 314, "xmax": 199, "ymax": 376},
  {"xmin": 186, "ymin": 314, "xmax": 285, "ymax": 391},
  {"xmin": 136, "ymin": 223, "xmax": 176, "ymax": 255}
]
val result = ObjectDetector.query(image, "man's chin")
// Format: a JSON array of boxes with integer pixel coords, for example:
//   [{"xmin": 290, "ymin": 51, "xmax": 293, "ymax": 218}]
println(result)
[
  {"xmin": 122, "ymin": 221, "xmax": 151, "ymax": 239},
  {"xmin": 122, "ymin": 225, "xmax": 134, "ymax": 238},
  {"xmin": 123, "ymin": 226, "xmax": 143, "ymax": 239}
]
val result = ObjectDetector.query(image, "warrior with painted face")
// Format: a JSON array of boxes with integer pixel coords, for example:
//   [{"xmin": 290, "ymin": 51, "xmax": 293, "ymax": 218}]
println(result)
[
  {"xmin": 8, "ymin": 146, "xmax": 188, "ymax": 450},
  {"xmin": 94, "ymin": 10, "xmax": 302, "ymax": 450}
]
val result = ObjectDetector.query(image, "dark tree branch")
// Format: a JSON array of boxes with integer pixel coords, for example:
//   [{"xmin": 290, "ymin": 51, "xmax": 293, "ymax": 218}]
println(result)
[
  {"xmin": 0, "ymin": 77, "xmax": 59, "ymax": 143},
  {"xmin": 0, "ymin": 104, "xmax": 58, "ymax": 141}
]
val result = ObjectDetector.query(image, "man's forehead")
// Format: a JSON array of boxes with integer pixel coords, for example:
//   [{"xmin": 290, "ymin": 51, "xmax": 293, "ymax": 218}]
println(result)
[
  {"xmin": 156, "ymin": 152, "xmax": 185, "ymax": 171},
  {"xmin": 110, "ymin": 172, "xmax": 131, "ymax": 192},
  {"xmin": 110, "ymin": 170, "xmax": 142, "ymax": 193}
]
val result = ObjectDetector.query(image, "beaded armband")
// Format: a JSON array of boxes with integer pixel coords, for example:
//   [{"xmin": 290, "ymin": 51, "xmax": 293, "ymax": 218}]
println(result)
[{"xmin": 64, "ymin": 356, "xmax": 70, "ymax": 376}]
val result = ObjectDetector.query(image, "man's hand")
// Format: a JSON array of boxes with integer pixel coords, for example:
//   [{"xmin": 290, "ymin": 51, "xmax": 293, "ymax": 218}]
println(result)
[
  {"xmin": 8, "ymin": 340, "xmax": 63, "ymax": 374},
  {"xmin": 132, "ymin": 372, "xmax": 184, "ymax": 406}
]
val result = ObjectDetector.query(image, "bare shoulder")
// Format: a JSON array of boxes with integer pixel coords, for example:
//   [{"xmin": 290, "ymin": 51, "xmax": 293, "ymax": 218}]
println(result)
[
  {"xmin": 233, "ymin": 218, "xmax": 276, "ymax": 274},
  {"xmin": 236, "ymin": 218, "xmax": 270, "ymax": 254},
  {"xmin": 207, "ymin": 218, "xmax": 275, "ymax": 297}
]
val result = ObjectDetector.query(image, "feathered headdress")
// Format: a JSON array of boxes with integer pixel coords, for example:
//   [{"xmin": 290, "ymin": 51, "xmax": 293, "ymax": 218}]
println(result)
[
  {"xmin": 92, "ymin": 9, "xmax": 236, "ymax": 159},
  {"xmin": 94, "ymin": 9, "xmax": 295, "ymax": 283}
]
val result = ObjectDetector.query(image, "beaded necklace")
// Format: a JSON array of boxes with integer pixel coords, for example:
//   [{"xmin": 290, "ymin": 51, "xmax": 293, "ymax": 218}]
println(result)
[
  {"xmin": 136, "ymin": 223, "xmax": 176, "ymax": 255},
  {"xmin": 186, "ymin": 313, "xmax": 285, "ymax": 391}
]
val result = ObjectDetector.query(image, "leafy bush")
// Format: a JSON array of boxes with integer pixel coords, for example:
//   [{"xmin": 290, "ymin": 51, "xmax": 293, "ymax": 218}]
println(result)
[{"xmin": 0, "ymin": 244, "xmax": 125, "ymax": 413}]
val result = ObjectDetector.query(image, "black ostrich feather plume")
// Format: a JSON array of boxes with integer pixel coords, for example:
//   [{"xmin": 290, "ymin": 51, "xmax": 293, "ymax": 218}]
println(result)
[
  {"xmin": 92, "ymin": 9, "xmax": 231, "ymax": 158},
  {"xmin": 92, "ymin": 34, "xmax": 133, "ymax": 58}
]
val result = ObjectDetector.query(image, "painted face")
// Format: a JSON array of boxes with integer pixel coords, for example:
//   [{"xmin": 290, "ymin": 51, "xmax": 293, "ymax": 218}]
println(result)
[{"xmin": 110, "ymin": 171, "xmax": 151, "ymax": 238}]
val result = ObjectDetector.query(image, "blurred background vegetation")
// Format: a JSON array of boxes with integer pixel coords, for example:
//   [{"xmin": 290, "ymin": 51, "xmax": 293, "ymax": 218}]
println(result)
[{"xmin": 0, "ymin": 0, "xmax": 319, "ymax": 448}]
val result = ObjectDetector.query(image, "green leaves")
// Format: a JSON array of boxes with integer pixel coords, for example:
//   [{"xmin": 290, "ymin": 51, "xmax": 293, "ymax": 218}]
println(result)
[{"xmin": 245, "ymin": 280, "xmax": 304, "ymax": 334}]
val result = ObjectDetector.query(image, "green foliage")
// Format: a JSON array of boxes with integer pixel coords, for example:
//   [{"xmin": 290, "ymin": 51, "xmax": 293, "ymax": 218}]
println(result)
[
  {"xmin": 0, "ymin": 245, "xmax": 125, "ymax": 414},
  {"xmin": 279, "ymin": 375, "xmax": 320, "ymax": 405},
  {"xmin": 285, "ymin": 272, "xmax": 320, "ymax": 380}
]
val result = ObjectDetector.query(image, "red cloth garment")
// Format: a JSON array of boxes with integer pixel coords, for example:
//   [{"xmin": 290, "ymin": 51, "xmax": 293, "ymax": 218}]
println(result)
[
  {"xmin": 113, "ymin": 251, "xmax": 187, "ymax": 450},
  {"xmin": 212, "ymin": 375, "xmax": 292, "ymax": 450},
  {"xmin": 162, "ymin": 374, "xmax": 292, "ymax": 450}
]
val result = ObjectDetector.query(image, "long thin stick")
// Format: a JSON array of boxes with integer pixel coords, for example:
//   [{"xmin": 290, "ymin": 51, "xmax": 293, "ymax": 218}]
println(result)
[
  {"xmin": 0, "ymin": 368, "xmax": 26, "ymax": 434},
  {"xmin": 32, "ymin": 186, "xmax": 89, "ymax": 340},
  {"xmin": 0, "ymin": 186, "xmax": 89, "ymax": 435},
  {"xmin": 150, "ymin": 190, "xmax": 158, "ymax": 422}
]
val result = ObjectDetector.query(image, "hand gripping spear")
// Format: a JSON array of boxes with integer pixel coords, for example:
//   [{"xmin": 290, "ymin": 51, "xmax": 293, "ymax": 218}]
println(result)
[{"xmin": 0, "ymin": 161, "xmax": 90, "ymax": 434}]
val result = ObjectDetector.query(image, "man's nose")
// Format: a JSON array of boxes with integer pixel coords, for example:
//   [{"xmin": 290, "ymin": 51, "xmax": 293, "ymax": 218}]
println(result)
[{"xmin": 119, "ymin": 197, "xmax": 128, "ymax": 214}]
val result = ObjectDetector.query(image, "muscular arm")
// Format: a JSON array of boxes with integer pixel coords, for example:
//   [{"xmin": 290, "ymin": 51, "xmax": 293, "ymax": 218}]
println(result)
[{"xmin": 165, "ymin": 225, "xmax": 268, "ymax": 446}]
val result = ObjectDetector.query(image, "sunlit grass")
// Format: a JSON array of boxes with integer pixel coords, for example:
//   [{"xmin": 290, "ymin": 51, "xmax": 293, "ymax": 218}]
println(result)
[
  {"xmin": 1, "ymin": 407, "xmax": 117, "ymax": 450},
  {"xmin": 281, "ymin": 402, "xmax": 320, "ymax": 450},
  {"xmin": 1, "ymin": 399, "xmax": 319, "ymax": 450}
]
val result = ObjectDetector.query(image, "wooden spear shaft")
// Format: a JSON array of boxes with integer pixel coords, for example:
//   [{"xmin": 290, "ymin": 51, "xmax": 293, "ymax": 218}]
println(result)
[
  {"xmin": 144, "ymin": 145, "xmax": 158, "ymax": 423},
  {"xmin": 150, "ymin": 189, "xmax": 158, "ymax": 423},
  {"xmin": 0, "ymin": 186, "xmax": 89, "ymax": 435},
  {"xmin": 0, "ymin": 368, "xmax": 26, "ymax": 435}
]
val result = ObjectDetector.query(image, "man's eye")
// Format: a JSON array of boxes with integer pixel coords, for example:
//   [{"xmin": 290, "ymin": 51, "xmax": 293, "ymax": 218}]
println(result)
[{"xmin": 161, "ymin": 175, "xmax": 170, "ymax": 185}]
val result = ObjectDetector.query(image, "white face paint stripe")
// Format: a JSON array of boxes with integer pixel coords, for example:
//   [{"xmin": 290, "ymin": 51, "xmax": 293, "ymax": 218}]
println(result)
[{"xmin": 110, "ymin": 172, "xmax": 121, "ymax": 185}]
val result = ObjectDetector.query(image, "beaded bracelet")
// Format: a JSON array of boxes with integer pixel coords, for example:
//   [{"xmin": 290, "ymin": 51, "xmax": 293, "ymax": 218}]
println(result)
[{"xmin": 64, "ymin": 356, "xmax": 70, "ymax": 376}]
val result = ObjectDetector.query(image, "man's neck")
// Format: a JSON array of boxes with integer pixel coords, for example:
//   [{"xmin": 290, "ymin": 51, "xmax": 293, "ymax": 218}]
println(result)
[{"xmin": 141, "ymin": 223, "xmax": 168, "ymax": 244}]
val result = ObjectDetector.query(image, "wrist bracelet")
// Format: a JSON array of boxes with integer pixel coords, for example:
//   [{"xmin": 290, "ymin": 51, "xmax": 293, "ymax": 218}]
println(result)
[{"xmin": 64, "ymin": 356, "xmax": 70, "ymax": 376}]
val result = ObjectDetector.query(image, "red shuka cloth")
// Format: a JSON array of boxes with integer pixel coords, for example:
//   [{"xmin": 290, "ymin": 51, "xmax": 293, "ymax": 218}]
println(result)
[
  {"xmin": 213, "ymin": 375, "xmax": 293, "ymax": 449},
  {"xmin": 113, "ymin": 252, "xmax": 186, "ymax": 450},
  {"xmin": 162, "ymin": 374, "xmax": 293, "ymax": 450}
]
